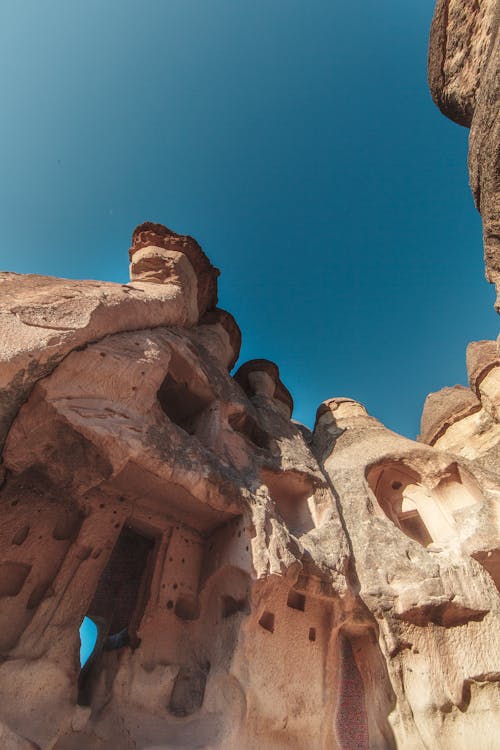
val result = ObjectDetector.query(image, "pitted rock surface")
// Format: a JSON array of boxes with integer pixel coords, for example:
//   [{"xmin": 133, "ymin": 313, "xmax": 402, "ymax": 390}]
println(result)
[{"xmin": 0, "ymin": 221, "xmax": 498, "ymax": 750}]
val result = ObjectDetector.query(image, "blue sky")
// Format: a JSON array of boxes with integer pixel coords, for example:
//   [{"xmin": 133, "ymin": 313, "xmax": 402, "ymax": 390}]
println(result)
[{"xmin": 0, "ymin": 0, "xmax": 497, "ymax": 436}]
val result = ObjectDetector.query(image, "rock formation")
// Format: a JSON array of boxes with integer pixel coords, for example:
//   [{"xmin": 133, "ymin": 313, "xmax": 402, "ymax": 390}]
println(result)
[
  {"xmin": 0, "ymin": 218, "xmax": 498, "ymax": 750},
  {"xmin": 0, "ymin": 3, "xmax": 499, "ymax": 748},
  {"xmin": 428, "ymin": 0, "xmax": 500, "ymax": 308}
]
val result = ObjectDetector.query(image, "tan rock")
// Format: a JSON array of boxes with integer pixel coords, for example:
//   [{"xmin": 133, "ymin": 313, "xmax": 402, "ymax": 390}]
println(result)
[
  {"xmin": 197, "ymin": 308, "xmax": 242, "ymax": 371},
  {"xmin": 467, "ymin": 339, "xmax": 500, "ymax": 420},
  {"xmin": 313, "ymin": 397, "xmax": 500, "ymax": 749},
  {"xmin": 2, "ymin": 16, "xmax": 500, "ymax": 738},
  {"xmin": 0, "ymin": 722, "xmax": 40, "ymax": 750},
  {"xmin": 419, "ymin": 385, "xmax": 482, "ymax": 445},
  {"xmin": 1, "ymin": 225, "xmax": 499, "ymax": 748},
  {"xmin": 419, "ymin": 344, "xmax": 500, "ymax": 479},
  {"xmin": 0, "ymin": 223, "xmax": 220, "ymax": 455},
  {"xmin": 129, "ymin": 221, "xmax": 220, "ymax": 316},
  {"xmin": 0, "ymin": 238, "xmax": 355, "ymax": 749},
  {"xmin": 466, "ymin": 339, "xmax": 499, "ymax": 393},
  {"xmin": 234, "ymin": 359, "xmax": 294, "ymax": 418},
  {"xmin": 428, "ymin": 0, "xmax": 500, "ymax": 307}
]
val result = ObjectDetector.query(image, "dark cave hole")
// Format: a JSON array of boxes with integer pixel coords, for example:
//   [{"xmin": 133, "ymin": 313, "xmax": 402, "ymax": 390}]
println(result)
[
  {"xmin": 158, "ymin": 372, "xmax": 214, "ymax": 435},
  {"xmin": 78, "ymin": 525, "xmax": 155, "ymax": 705}
]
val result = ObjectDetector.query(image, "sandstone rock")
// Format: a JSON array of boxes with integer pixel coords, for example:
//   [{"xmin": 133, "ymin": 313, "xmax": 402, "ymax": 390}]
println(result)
[
  {"xmin": 419, "ymin": 385, "xmax": 482, "ymax": 445},
  {"xmin": 129, "ymin": 222, "xmax": 220, "ymax": 316},
  {"xmin": 313, "ymin": 398, "xmax": 500, "ymax": 749},
  {"xmin": 0, "ymin": 229, "xmax": 353, "ymax": 748},
  {"xmin": 0, "ymin": 722, "xmax": 40, "ymax": 750},
  {"xmin": 417, "ymin": 340, "xmax": 500, "ymax": 606},
  {"xmin": 0, "ymin": 222, "xmax": 220, "ymax": 456},
  {"xmin": 0, "ymin": 222, "xmax": 498, "ymax": 749},
  {"xmin": 234, "ymin": 359, "xmax": 294, "ymax": 418},
  {"xmin": 467, "ymin": 339, "xmax": 499, "ymax": 392},
  {"xmin": 197, "ymin": 308, "xmax": 242, "ymax": 371},
  {"xmin": 419, "ymin": 343, "xmax": 500, "ymax": 478},
  {"xmin": 1, "ymin": 8, "xmax": 500, "ymax": 740},
  {"xmin": 428, "ymin": 0, "xmax": 497, "ymax": 127},
  {"xmin": 428, "ymin": 0, "xmax": 500, "ymax": 308}
]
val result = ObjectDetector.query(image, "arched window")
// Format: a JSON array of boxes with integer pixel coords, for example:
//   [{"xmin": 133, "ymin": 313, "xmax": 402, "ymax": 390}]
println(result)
[
  {"xmin": 367, "ymin": 460, "xmax": 483, "ymax": 547},
  {"xmin": 367, "ymin": 463, "xmax": 433, "ymax": 546}
]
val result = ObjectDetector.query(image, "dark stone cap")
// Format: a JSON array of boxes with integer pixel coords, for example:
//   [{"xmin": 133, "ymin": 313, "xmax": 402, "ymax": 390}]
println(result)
[
  {"xmin": 130, "ymin": 222, "xmax": 220, "ymax": 316},
  {"xmin": 466, "ymin": 340, "xmax": 499, "ymax": 395},
  {"xmin": 199, "ymin": 308, "xmax": 242, "ymax": 371},
  {"xmin": 419, "ymin": 385, "xmax": 481, "ymax": 445},
  {"xmin": 233, "ymin": 359, "xmax": 293, "ymax": 415}
]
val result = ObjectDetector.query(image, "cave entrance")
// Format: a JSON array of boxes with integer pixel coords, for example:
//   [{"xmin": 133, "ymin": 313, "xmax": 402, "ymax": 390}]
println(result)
[
  {"xmin": 157, "ymin": 353, "xmax": 215, "ymax": 434},
  {"xmin": 78, "ymin": 525, "xmax": 156, "ymax": 704},
  {"xmin": 334, "ymin": 627, "xmax": 396, "ymax": 750}
]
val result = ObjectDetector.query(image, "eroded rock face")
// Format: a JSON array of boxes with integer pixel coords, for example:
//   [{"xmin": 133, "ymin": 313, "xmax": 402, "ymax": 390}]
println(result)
[
  {"xmin": 0, "ymin": 226, "xmax": 351, "ymax": 749},
  {"xmin": 419, "ymin": 339, "xmax": 500, "ymax": 592},
  {"xmin": 0, "ymin": 223, "xmax": 498, "ymax": 750},
  {"xmin": 419, "ymin": 339, "xmax": 500, "ymax": 473},
  {"xmin": 428, "ymin": 0, "xmax": 500, "ymax": 308},
  {"xmin": 1, "ymin": 7, "xmax": 496, "ymax": 746}
]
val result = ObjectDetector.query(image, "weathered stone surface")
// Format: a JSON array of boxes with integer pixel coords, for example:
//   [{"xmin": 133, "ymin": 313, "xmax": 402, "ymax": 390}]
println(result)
[
  {"xmin": 0, "ymin": 227, "xmax": 352, "ymax": 749},
  {"xmin": 428, "ymin": 0, "xmax": 500, "ymax": 308},
  {"xmin": 0, "ymin": 722, "xmax": 40, "ymax": 750},
  {"xmin": 0, "ymin": 230, "xmax": 208, "ymax": 456},
  {"xmin": 198, "ymin": 308, "xmax": 242, "ymax": 371},
  {"xmin": 314, "ymin": 398, "xmax": 500, "ymax": 749},
  {"xmin": 0, "ymin": 9, "xmax": 499, "ymax": 744},
  {"xmin": 419, "ymin": 384, "xmax": 482, "ymax": 445},
  {"xmin": 467, "ymin": 338, "xmax": 500, "ymax": 393},
  {"xmin": 428, "ymin": 0, "xmax": 497, "ymax": 127},
  {"xmin": 420, "ymin": 342, "xmax": 500, "ymax": 476},
  {"xmin": 234, "ymin": 358, "xmax": 294, "ymax": 418},
  {"xmin": 0, "ymin": 219, "xmax": 498, "ymax": 749},
  {"xmin": 418, "ymin": 341, "xmax": 500, "ymax": 599},
  {"xmin": 129, "ymin": 222, "xmax": 220, "ymax": 316}
]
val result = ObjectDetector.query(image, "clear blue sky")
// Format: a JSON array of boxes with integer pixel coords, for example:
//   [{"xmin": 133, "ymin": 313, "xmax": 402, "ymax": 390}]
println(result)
[{"xmin": 1, "ymin": 0, "xmax": 497, "ymax": 437}]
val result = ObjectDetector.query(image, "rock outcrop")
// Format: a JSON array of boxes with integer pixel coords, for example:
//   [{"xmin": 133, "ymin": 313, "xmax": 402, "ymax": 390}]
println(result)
[
  {"xmin": 428, "ymin": 0, "xmax": 500, "ymax": 308},
  {"xmin": 0, "ymin": 3, "xmax": 498, "ymax": 747},
  {"xmin": 0, "ymin": 220, "xmax": 498, "ymax": 749}
]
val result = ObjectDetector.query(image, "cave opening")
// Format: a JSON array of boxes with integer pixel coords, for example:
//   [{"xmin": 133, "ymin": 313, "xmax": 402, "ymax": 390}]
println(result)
[
  {"xmin": 78, "ymin": 525, "xmax": 156, "ymax": 705},
  {"xmin": 157, "ymin": 355, "xmax": 215, "ymax": 434}
]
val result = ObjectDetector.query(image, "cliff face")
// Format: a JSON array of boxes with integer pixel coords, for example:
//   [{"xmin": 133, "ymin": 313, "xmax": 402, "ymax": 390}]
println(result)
[
  {"xmin": 0, "ymin": 220, "xmax": 498, "ymax": 750},
  {"xmin": 428, "ymin": 0, "xmax": 500, "ymax": 308}
]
